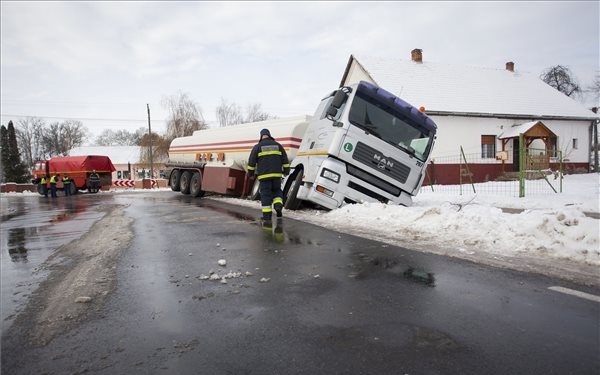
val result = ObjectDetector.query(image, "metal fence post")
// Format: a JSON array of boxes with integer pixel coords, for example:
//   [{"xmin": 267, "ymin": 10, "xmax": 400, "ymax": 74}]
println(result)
[{"xmin": 519, "ymin": 133, "xmax": 525, "ymax": 198}]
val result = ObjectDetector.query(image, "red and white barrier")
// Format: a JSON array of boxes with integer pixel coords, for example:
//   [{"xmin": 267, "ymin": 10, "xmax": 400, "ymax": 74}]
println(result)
[
  {"xmin": 113, "ymin": 179, "xmax": 162, "ymax": 189},
  {"xmin": 114, "ymin": 180, "xmax": 135, "ymax": 187}
]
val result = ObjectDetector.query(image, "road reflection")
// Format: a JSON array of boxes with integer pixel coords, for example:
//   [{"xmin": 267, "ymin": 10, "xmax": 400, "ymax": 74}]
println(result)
[
  {"xmin": 7, "ymin": 228, "xmax": 32, "ymax": 262},
  {"xmin": 1, "ymin": 194, "xmax": 107, "ymax": 328}
]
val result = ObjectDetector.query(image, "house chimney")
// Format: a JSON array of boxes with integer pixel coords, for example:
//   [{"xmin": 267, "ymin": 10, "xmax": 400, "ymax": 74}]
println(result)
[
  {"xmin": 411, "ymin": 48, "xmax": 423, "ymax": 63},
  {"xmin": 505, "ymin": 61, "xmax": 515, "ymax": 72}
]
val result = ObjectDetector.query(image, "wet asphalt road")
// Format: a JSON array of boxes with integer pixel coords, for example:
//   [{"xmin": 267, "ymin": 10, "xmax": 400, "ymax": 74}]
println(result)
[{"xmin": 1, "ymin": 192, "xmax": 599, "ymax": 375}]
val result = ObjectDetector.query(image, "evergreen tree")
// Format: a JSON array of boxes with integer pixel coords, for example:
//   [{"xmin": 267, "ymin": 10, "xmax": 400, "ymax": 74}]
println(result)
[
  {"xmin": 6, "ymin": 121, "xmax": 30, "ymax": 183},
  {"xmin": 0, "ymin": 125, "xmax": 10, "ymax": 183}
]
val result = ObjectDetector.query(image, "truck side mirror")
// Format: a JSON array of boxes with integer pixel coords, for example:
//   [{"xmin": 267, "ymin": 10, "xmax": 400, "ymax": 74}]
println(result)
[
  {"xmin": 331, "ymin": 89, "xmax": 347, "ymax": 109},
  {"xmin": 326, "ymin": 89, "xmax": 348, "ymax": 121},
  {"xmin": 326, "ymin": 106, "xmax": 338, "ymax": 117}
]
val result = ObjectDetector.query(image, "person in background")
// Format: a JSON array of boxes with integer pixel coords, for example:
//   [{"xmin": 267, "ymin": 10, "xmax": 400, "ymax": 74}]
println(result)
[
  {"xmin": 49, "ymin": 173, "xmax": 60, "ymax": 198},
  {"xmin": 247, "ymin": 128, "xmax": 290, "ymax": 226},
  {"xmin": 89, "ymin": 170, "xmax": 100, "ymax": 192},
  {"xmin": 62, "ymin": 174, "xmax": 72, "ymax": 196},
  {"xmin": 40, "ymin": 175, "xmax": 49, "ymax": 197}
]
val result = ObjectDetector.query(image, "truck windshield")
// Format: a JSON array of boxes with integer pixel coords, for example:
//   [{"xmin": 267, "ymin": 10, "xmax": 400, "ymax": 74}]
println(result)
[{"xmin": 348, "ymin": 94, "xmax": 434, "ymax": 162}]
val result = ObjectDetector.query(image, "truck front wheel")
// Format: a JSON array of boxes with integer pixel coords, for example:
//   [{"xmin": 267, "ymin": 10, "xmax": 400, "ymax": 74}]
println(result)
[
  {"xmin": 180, "ymin": 171, "xmax": 192, "ymax": 194},
  {"xmin": 284, "ymin": 171, "xmax": 303, "ymax": 210},
  {"xmin": 249, "ymin": 178, "xmax": 260, "ymax": 201},
  {"xmin": 169, "ymin": 170, "xmax": 181, "ymax": 191}
]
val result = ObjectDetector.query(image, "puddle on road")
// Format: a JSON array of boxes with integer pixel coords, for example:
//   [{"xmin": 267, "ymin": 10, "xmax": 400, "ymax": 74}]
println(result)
[
  {"xmin": 1, "ymin": 195, "xmax": 107, "ymax": 329},
  {"xmin": 348, "ymin": 252, "xmax": 436, "ymax": 287}
]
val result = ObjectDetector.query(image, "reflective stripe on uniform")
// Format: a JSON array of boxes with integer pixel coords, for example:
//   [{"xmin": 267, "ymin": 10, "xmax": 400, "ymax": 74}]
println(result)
[
  {"xmin": 247, "ymin": 165, "xmax": 255, "ymax": 171},
  {"xmin": 258, "ymin": 150, "xmax": 282, "ymax": 157},
  {"xmin": 282, "ymin": 164, "xmax": 290, "ymax": 168},
  {"xmin": 261, "ymin": 206, "xmax": 273, "ymax": 213},
  {"xmin": 258, "ymin": 173, "xmax": 283, "ymax": 180},
  {"xmin": 273, "ymin": 197, "xmax": 283, "ymax": 205}
]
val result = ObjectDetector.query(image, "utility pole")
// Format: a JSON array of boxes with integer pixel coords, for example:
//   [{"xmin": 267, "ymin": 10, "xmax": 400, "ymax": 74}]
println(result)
[{"xmin": 147, "ymin": 104, "xmax": 154, "ymax": 182}]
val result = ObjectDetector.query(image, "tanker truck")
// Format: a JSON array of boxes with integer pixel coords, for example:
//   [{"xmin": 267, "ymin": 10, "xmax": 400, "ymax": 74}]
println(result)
[
  {"xmin": 166, "ymin": 80, "xmax": 437, "ymax": 210},
  {"xmin": 32, "ymin": 155, "xmax": 116, "ymax": 195}
]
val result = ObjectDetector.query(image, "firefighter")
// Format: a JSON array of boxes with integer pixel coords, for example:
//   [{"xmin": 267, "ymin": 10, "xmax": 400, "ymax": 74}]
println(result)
[
  {"xmin": 49, "ymin": 174, "xmax": 60, "ymax": 198},
  {"xmin": 247, "ymin": 128, "xmax": 290, "ymax": 225},
  {"xmin": 40, "ymin": 175, "xmax": 49, "ymax": 197},
  {"xmin": 62, "ymin": 174, "xmax": 72, "ymax": 196},
  {"xmin": 89, "ymin": 170, "xmax": 100, "ymax": 192}
]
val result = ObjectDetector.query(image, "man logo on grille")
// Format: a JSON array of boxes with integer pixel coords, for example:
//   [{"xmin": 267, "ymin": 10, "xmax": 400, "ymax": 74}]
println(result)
[{"xmin": 373, "ymin": 153, "xmax": 394, "ymax": 169}]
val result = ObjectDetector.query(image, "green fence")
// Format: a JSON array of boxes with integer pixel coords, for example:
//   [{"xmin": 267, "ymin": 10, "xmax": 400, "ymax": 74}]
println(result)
[{"xmin": 422, "ymin": 143, "xmax": 563, "ymax": 198}]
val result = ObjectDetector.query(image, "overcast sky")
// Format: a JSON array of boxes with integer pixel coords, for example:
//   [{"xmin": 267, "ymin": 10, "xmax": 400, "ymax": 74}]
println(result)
[{"xmin": 1, "ymin": 1, "xmax": 598, "ymax": 142}]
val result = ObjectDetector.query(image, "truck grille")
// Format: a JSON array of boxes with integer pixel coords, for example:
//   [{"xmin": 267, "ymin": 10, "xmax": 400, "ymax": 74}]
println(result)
[
  {"xmin": 347, "ymin": 164, "xmax": 401, "ymax": 197},
  {"xmin": 352, "ymin": 142, "xmax": 410, "ymax": 184}
]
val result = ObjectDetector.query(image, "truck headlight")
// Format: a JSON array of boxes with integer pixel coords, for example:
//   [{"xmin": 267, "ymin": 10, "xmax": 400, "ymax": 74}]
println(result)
[{"xmin": 321, "ymin": 168, "xmax": 340, "ymax": 183}]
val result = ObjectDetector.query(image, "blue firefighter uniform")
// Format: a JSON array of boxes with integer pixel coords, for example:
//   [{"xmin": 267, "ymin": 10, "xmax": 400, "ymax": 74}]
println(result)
[{"xmin": 247, "ymin": 129, "xmax": 290, "ymax": 222}]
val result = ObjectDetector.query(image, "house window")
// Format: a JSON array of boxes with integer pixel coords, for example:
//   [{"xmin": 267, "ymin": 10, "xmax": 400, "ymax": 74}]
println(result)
[
  {"xmin": 481, "ymin": 135, "xmax": 496, "ymax": 159},
  {"xmin": 572, "ymin": 138, "xmax": 578, "ymax": 150}
]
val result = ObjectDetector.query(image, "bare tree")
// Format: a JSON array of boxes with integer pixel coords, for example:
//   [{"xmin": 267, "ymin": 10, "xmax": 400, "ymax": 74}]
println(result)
[
  {"xmin": 216, "ymin": 99, "xmax": 276, "ymax": 126},
  {"xmin": 540, "ymin": 65, "xmax": 581, "ymax": 98},
  {"xmin": 15, "ymin": 116, "xmax": 45, "ymax": 168},
  {"xmin": 216, "ymin": 97, "xmax": 244, "ymax": 127},
  {"xmin": 95, "ymin": 128, "xmax": 144, "ymax": 146},
  {"xmin": 245, "ymin": 103, "xmax": 275, "ymax": 123},
  {"xmin": 587, "ymin": 71, "xmax": 600, "ymax": 104},
  {"xmin": 138, "ymin": 132, "xmax": 170, "ymax": 165},
  {"xmin": 42, "ymin": 120, "xmax": 88, "ymax": 156},
  {"xmin": 162, "ymin": 92, "xmax": 207, "ymax": 140}
]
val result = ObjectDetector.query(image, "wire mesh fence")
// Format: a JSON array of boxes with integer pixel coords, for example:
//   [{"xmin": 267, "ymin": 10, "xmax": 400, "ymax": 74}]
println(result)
[{"xmin": 421, "ymin": 147, "xmax": 563, "ymax": 197}]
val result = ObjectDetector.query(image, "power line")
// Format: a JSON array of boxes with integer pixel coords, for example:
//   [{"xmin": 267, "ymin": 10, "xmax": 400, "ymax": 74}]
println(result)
[{"xmin": 0, "ymin": 113, "xmax": 161, "ymax": 123}]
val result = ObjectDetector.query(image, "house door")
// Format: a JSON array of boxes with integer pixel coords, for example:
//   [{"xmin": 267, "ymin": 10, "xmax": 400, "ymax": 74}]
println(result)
[{"xmin": 512, "ymin": 139, "xmax": 520, "ymax": 172}]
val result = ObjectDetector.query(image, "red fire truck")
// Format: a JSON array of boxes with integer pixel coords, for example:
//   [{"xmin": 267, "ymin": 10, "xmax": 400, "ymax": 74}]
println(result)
[{"xmin": 32, "ymin": 155, "xmax": 116, "ymax": 195}]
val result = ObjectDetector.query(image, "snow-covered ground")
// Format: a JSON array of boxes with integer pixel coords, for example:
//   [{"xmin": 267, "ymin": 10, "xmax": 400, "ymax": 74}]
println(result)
[
  {"xmin": 2, "ymin": 173, "xmax": 598, "ymax": 286},
  {"xmin": 212, "ymin": 173, "xmax": 600, "ymax": 286}
]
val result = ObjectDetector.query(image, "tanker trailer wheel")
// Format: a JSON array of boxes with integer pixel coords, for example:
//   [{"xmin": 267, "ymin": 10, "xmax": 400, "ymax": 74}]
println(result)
[
  {"xmin": 169, "ymin": 170, "xmax": 181, "ymax": 191},
  {"xmin": 283, "ymin": 171, "xmax": 303, "ymax": 210},
  {"xmin": 249, "ymin": 178, "xmax": 260, "ymax": 201},
  {"xmin": 189, "ymin": 172, "xmax": 205, "ymax": 198},
  {"xmin": 179, "ymin": 171, "xmax": 192, "ymax": 195}
]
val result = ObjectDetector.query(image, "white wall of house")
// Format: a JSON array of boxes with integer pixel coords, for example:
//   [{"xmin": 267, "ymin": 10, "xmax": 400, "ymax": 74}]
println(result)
[
  {"xmin": 427, "ymin": 116, "xmax": 591, "ymax": 164},
  {"xmin": 544, "ymin": 119, "xmax": 591, "ymax": 162},
  {"xmin": 426, "ymin": 116, "xmax": 508, "ymax": 164}
]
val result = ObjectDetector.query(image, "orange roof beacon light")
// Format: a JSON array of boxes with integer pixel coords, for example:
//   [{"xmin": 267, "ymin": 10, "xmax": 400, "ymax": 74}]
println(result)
[{"xmin": 419, "ymin": 106, "xmax": 426, "ymax": 113}]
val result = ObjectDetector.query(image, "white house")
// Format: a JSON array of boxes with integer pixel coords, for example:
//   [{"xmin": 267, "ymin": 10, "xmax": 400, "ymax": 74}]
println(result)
[
  {"xmin": 340, "ymin": 49, "xmax": 598, "ymax": 184},
  {"xmin": 68, "ymin": 146, "xmax": 142, "ymax": 180}
]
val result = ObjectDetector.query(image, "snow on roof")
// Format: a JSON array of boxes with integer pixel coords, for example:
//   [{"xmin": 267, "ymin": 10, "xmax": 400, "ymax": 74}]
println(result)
[
  {"xmin": 68, "ymin": 146, "xmax": 141, "ymax": 165},
  {"xmin": 348, "ymin": 55, "xmax": 597, "ymax": 119},
  {"xmin": 498, "ymin": 121, "xmax": 538, "ymax": 139}
]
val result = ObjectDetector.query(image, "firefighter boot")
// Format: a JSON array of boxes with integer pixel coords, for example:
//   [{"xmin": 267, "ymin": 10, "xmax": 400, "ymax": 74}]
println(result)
[
  {"xmin": 261, "ymin": 213, "xmax": 273, "ymax": 228},
  {"xmin": 274, "ymin": 203, "xmax": 283, "ymax": 218}
]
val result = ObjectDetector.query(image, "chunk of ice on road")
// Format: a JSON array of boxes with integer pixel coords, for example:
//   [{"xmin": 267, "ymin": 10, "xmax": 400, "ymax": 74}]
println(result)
[{"xmin": 218, "ymin": 259, "xmax": 227, "ymax": 266}]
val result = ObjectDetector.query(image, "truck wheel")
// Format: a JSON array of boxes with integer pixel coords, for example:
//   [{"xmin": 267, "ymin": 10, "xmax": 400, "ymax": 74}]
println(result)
[
  {"xmin": 249, "ymin": 178, "xmax": 260, "ymax": 200},
  {"xmin": 170, "ymin": 170, "xmax": 181, "ymax": 191},
  {"xmin": 284, "ymin": 171, "xmax": 303, "ymax": 210},
  {"xmin": 180, "ymin": 171, "xmax": 192, "ymax": 194},
  {"xmin": 189, "ymin": 172, "xmax": 203, "ymax": 197}
]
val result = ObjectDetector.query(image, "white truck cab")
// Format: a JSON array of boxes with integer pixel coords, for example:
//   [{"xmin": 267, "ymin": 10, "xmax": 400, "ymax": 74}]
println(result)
[{"xmin": 284, "ymin": 80, "xmax": 437, "ymax": 210}]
